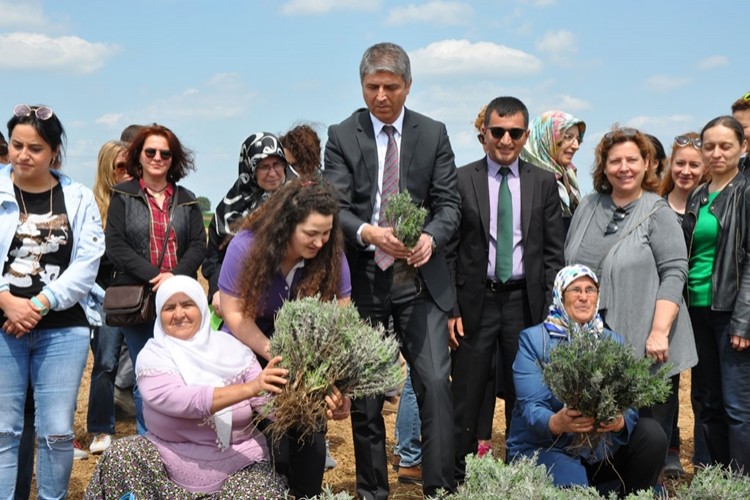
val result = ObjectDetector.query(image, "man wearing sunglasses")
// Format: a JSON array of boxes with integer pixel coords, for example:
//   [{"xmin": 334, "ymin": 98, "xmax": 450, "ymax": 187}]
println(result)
[
  {"xmin": 449, "ymin": 96, "xmax": 564, "ymax": 481},
  {"xmin": 731, "ymin": 91, "xmax": 750, "ymax": 176},
  {"xmin": 324, "ymin": 42, "xmax": 460, "ymax": 499}
]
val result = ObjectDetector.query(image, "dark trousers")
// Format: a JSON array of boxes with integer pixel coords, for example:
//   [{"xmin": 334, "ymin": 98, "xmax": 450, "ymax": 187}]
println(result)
[
  {"xmin": 639, "ymin": 373, "xmax": 680, "ymax": 453},
  {"xmin": 350, "ymin": 257, "xmax": 454, "ymax": 499},
  {"xmin": 271, "ymin": 428, "xmax": 326, "ymax": 499},
  {"xmin": 87, "ymin": 324, "xmax": 124, "ymax": 435},
  {"xmin": 452, "ymin": 285, "xmax": 531, "ymax": 479},
  {"xmin": 689, "ymin": 307, "xmax": 750, "ymax": 473},
  {"xmin": 585, "ymin": 417, "xmax": 667, "ymax": 496}
]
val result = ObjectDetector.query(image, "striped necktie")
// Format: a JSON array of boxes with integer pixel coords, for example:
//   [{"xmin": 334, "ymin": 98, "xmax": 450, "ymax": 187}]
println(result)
[{"xmin": 375, "ymin": 125, "xmax": 399, "ymax": 271}]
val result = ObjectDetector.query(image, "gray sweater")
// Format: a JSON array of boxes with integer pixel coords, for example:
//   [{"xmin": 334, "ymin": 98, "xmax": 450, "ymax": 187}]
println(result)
[{"xmin": 565, "ymin": 191, "xmax": 697, "ymax": 377}]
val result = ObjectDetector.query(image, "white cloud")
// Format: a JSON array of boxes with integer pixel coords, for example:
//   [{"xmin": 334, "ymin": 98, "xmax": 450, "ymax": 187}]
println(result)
[
  {"xmin": 644, "ymin": 74, "xmax": 691, "ymax": 92},
  {"xmin": 535, "ymin": 30, "xmax": 577, "ymax": 60},
  {"xmin": 93, "ymin": 73, "xmax": 257, "ymax": 130},
  {"xmin": 95, "ymin": 113, "xmax": 124, "ymax": 127},
  {"xmin": 0, "ymin": 33, "xmax": 119, "ymax": 74},
  {"xmin": 281, "ymin": 0, "xmax": 382, "ymax": 15},
  {"xmin": 385, "ymin": 2, "xmax": 472, "ymax": 26},
  {"xmin": 624, "ymin": 114, "xmax": 693, "ymax": 129},
  {"xmin": 696, "ymin": 55, "xmax": 729, "ymax": 70},
  {"xmin": 558, "ymin": 95, "xmax": 591, "ymax": 112},
  {"xmin": 0, "ymin": 0, "xmax": 50, "ymax": 29},
  {"xmin": 410, "ymin": 39, "xmax": 542, "ymax": 78}
]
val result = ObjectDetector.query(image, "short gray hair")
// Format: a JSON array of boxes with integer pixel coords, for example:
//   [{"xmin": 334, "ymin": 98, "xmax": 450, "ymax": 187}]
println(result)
[{"xmin": 359, "ymin": 42, "xmax": 411, "ymax": 84}]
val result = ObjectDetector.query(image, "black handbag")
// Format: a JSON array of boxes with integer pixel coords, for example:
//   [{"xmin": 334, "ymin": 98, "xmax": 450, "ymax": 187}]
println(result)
[{"xmin": 103, "ymin": 215, "xmax": 172, "ymax": 326}]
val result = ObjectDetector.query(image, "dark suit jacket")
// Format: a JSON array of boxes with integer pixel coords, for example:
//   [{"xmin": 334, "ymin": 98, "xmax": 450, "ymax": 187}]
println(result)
[
  {"xmin": 451, "ymin": 157, "xmax": 564, "ymax": 333},
  {"xmin": 323, "ymin": 107, "xmax": 461, "ymax": 312}
]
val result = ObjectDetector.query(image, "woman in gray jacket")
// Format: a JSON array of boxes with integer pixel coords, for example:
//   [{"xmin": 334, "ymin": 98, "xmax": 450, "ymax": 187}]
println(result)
[{"xmin": 565, "ymin": 127, "xmax": 697, "ymax": 472}]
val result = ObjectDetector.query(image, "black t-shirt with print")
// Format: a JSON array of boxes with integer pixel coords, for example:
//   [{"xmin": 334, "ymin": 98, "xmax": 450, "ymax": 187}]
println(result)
[{"xmin": 3, "ymin": 183, "xmax": 87, "ymax": 328}]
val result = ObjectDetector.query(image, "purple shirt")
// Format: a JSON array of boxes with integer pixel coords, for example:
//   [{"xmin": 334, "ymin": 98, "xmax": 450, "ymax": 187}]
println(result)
[
  {"xmin": 486, "ymin": 155, "xmax": 524, "ymax": 280},
  {"xmin": 218, "ymin": 229, "xmax": 352, "ymax": 336}
]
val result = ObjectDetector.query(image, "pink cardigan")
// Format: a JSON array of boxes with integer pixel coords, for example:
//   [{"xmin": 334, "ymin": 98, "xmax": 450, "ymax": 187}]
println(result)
[{"xmin": 138, "ymin": 366, "xmax": 270, "ymax": 493}]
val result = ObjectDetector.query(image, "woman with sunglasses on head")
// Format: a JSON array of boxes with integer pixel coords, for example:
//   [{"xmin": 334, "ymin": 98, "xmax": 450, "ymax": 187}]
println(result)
[
  {"xmin": 683, "ymin": 116, "xmax": 750, "ymax": 474},
  {"xmin": 106, "ymin": 124, "xmax": 206, "ymax": 435},
  {"xmin": 656, "ymin": 132, "xmax": 710, "ymax": 477},
  {"xmin": 201, "ymin": 132, "xmax": 288, "ymax": 326},
  {"xmin": 85, "ymin": 140, "xmax": 131, "ymax": 456},
  {"xmin": 521, "ymin": 110, "xmax": 586, "ymax": 232},
  {"xmin": 564, "ymin": 127, "xmax": 697, "ymax": 475},
  {"xmin": 0, "ymin": 104, "xmax": 104, "ymax": 498}
]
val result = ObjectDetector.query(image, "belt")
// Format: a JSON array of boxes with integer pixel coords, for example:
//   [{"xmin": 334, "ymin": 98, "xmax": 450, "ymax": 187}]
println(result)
[{"xmin": 485, "ymin": 279, "xmax": 525, "ymax": 292}]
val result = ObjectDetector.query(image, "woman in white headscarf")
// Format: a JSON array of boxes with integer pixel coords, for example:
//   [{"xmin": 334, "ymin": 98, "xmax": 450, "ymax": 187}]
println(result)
[{"xmin": 84, "ymin": 275, "xmax": 289, "ymax": 498}]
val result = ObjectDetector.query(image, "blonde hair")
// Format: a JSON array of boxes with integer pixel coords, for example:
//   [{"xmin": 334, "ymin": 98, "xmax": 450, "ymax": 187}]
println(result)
[{"xmin": 93, "ymin": 140, "xmax": 127, "ymax": 227}]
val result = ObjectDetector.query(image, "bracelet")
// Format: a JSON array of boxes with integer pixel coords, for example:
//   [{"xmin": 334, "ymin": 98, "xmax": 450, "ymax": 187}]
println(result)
[{"xmin": 30, "ymin": 296, "xmax": 49, "ymax": 316}]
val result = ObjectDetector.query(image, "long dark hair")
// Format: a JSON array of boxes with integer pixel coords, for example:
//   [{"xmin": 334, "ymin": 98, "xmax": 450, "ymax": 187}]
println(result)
[{"xmin": 237, "ymin": 177, "xmax": 343, "ymax": 317}]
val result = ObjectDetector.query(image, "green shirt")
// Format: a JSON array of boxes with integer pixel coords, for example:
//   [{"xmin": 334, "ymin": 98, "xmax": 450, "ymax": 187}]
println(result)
[{"xmin": 688, "ymin": 192, "xmax": 720, "ymax": 306}]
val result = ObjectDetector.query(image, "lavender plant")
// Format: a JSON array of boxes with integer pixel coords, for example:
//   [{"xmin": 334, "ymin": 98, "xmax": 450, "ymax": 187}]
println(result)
[
  {"xmin": 542, "ymin": 325, "xmax": 671, "ymax": 457},
  {"xmin": 383, "ymin": 191, "xmax": 428, "ymax": 250},
  {"xmin": 264, "ymin": 297, "xmax": 403, "ymax": 440}
]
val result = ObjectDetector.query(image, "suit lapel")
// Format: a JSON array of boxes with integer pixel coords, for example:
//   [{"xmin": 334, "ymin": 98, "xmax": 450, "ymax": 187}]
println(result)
[
  {"xmin": 472, "ymin": 159, "xmax": 491, "ymax": 245},
  {"xmin": 399, "ymin": 108, "xmax": 418, "ymax": 192},
  {"xmin": 519, "ymin": 159, "xmax": 533, "ymax": 240},
  {"xmin": 356, "ymin": 111, "xmax": 379, "ymax": 206}
]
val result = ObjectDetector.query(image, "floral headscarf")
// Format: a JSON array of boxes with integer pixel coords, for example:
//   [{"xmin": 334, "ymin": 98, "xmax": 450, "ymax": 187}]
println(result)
[
  {"xmin": 212, "ymin": 132, "xmax": 287, "ymax": 239},
  {"xmin": 521, "ymin": 110, "xmax": 586, "ymax": 218},
  {"xmin": 544, "ymin": 264, "xmax": 604, "ymax": 338}
]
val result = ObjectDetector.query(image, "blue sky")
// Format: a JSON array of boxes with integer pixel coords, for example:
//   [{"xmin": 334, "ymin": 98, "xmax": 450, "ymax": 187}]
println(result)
[{"xmin": 1, "ymin": 0, "xmax": 747, "ymax": 207}]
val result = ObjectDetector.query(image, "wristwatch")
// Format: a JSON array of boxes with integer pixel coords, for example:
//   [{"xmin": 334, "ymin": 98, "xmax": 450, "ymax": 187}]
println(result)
[{"xmin": 30, "ymin": 296, "xmax": 49, "ymax": 316}]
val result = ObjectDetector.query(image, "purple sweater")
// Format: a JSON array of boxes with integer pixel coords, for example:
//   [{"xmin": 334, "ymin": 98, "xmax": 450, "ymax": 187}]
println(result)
[{"xmin": 139, "ymin": 364, "xmax": 269, "ymax": 493}]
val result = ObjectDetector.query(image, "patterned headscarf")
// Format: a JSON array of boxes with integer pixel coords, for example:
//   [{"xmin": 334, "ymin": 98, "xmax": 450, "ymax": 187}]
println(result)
[
  {"xmin": 544, "ymin": 264, "xmax": 604, "ymax": 338},
  {"xmin": 521, "ymin": 110, "xmax": 586, "ymax": 218},
  {"xmin": 212, "ymin": 132, "xmax": 287, "ymax": 238}
]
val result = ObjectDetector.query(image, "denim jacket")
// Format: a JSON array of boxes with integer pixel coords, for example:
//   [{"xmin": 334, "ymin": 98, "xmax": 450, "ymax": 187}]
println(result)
[{"xmin": 0, "ymin": 165, "xmax": 105, "ymax": 325}]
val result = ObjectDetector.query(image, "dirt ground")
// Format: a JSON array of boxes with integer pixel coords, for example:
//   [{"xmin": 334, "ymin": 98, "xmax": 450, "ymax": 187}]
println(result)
[{"xmin": 55, "ymin": 359, "xmax": 697, "ymax": 499}]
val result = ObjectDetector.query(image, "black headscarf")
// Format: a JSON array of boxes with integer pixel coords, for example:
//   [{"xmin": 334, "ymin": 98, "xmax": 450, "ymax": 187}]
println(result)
[{"xmin": 212, "ymin": 132, "xmax": 286, "ymax": 239}]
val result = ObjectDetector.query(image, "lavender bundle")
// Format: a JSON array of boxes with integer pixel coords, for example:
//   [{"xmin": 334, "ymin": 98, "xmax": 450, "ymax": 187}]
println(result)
[
  {"xmin": 542, "ymin": 325, "xmax": 671, "ymax": 457},
  {"xmin": 263, "ymin": 297, "xmax": 403, "ymax": 440}
]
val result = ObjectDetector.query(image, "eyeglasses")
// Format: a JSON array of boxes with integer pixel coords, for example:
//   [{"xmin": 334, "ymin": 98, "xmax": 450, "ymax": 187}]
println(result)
[
  {"xmin": 487, "ymin": 127, "xmax": 526, "ymax": 141},
  {"xmin": 561, "ymin": 132, "xmax": 582, "ymax": 145},
  {"xmin": 143, "ymin": 148, "xmax": 172, "ymax": 160},
  {"xmin": 113, "ymin": 162, "xmax": 128, "ymax": 172},
  {"xmin": 565, "ymin": 286, "xmax": 599, "ymax": 297},
  {"xmin": 604, "ymin": 207, "xmax": 627, "ymax": 235},
  {"xmin": 256, "ymin": 161, "xmax": 286, "ymax": 175},
  {"xmin": 13, "ymin": 104, "xmax": 54, "ymax": 121},
  {"xmin": 674, "ymin": 135, "xmax": 702, "ymax": 149}
]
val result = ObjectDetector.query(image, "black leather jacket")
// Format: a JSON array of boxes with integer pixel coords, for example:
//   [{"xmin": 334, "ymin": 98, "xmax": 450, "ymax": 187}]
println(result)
[
  {"xmin": 106, "ymin": 180, "xmax": 206, "ymax": 286},
  {"xmin": 683, "ymin": 172, "xmax": 750, "ymax": 338}
]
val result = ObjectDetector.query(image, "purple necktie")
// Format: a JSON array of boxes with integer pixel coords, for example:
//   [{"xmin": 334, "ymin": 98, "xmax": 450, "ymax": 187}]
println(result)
[{"xmin": 375, "ymin": 125, "xmax": 399, "ymax": 271}]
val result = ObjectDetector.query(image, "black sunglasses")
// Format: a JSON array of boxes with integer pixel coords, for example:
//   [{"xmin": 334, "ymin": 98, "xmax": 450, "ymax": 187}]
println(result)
[
  {"xmin": 605, "ymin": 207, "xmax": 627, "ymax": 235},
  {"xmin": 603, "ymin": 127, "xmax": 639, "ymax": 143},
  {"xmin": 488, "ymin": 127, "xmax": 526, "ymax": 141},
  {"xmin": 143, "ymin": 148, "xmax": 172, "ymax": 160}
]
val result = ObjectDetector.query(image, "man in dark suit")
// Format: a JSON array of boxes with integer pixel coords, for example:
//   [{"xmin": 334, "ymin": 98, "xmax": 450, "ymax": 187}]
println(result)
[
  {"xmin": 449, "ymin": 96, "xmax": 564, "ymax": 480},
  {"xmin": 324, "ymin": 42, "xmax": 460, "ymax": 499}
]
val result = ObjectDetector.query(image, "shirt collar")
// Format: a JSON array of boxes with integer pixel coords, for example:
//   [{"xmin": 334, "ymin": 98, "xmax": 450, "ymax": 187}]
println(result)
[
  {"xmin": 370, "ymin": 108, "xmax": 406, "ymax": 137},
  {"xmin": 486, "ymin": 154, "xmax": 520, "ymax": 178}
]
